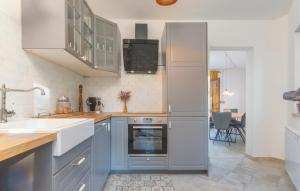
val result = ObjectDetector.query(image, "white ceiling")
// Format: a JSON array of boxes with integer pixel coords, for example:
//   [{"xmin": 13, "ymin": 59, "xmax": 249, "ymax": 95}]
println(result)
[
  {"xmin": 91, "ymin": 0, "xmax": 292, "ymax": 20},
  {"xmin": 209, "ymin": 50, "xmax": 248, "ymax": 70}
]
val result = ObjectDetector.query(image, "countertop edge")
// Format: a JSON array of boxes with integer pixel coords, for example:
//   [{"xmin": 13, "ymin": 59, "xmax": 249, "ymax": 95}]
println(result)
[
  {"xmin": 0, "ymin": 133, "xmax": 57, "ymax": 162},
  {"xmin": 286, "ymin": 126, "xmax": 300, "ymax": 136},
  {"xmin": 48, "ymin": 112, "xmax": 168, "ymax": 123}
]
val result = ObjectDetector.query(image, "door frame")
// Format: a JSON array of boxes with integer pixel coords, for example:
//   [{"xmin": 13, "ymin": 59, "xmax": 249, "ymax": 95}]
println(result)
[{"xmin": 209, "ymin": 46, "xmax": 253, "ymax": 154}]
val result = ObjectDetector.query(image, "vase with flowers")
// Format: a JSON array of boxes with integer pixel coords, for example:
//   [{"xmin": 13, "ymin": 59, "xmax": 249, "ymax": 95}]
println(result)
[{"xmin": 118, "ymin": 91, "xmax": 131, "ymax": 113}]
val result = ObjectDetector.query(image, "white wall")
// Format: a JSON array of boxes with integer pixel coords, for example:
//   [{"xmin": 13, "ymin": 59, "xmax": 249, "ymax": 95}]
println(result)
[
  {"xmin": 219, "ymin": 68, "xmax": 246, "ymax": 113},
  {"xmin": 0, "ymin": 0, "xmax": 84, "ymax": 118},
  {"xmin": 84, "ymin": 18, "xmax": 289, "ymax": 159},
  {"xmin": 286, "ymin": 0, "xmax": 300, "ymax": 154},
  {"xmin": 84, "ymin": 70, "xmax": 163, "ymax": 113}
]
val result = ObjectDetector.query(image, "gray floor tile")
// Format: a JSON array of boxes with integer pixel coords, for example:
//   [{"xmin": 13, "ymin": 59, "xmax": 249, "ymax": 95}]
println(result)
[{"xmin": 103, "ymin": 136, "xmax": 296, "ymax": 191}]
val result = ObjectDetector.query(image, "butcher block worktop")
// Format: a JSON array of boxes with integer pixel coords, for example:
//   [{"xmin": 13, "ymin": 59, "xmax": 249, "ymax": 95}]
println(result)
[
  {"xmin": 49, "ymin": 112, "xmax": 168, "ymax": 123},
  {"xmin": 0, "ymin": 133, "xmax": 56, "ymax": 162}
]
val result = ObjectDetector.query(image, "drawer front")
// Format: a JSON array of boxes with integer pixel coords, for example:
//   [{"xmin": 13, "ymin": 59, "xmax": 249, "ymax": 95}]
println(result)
[
  {"xmin": 128, "ymin": 157, "xmax": 168, "ymax": 170},
  {"xmin": 53, "ymin": 138, "xmax": 92, "ymax": 174},
  {"xmin": 72, "ymin": 173, "xmax": 91, "ymax": 191},
  {"xmin": 54, "ymin": 148, "xmax": 91, "ymax": 191}
]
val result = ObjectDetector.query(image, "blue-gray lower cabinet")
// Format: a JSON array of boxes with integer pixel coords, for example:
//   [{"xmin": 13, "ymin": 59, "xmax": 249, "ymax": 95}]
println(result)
[
  {"xmin": 168, "ymin": 117, "xmax": 208, "ymax": 170},
  {"xmin": 52, "ymin": 138, "xmax": 92, "ymax": 191},
  {"xmin": 0, "ymin": 143, "xmax": 53, "ymax": 191},
  {"xmin": 92, "ymin": 119, "xmax": 111, "ymax": 191},
  {"xmin": 111, "ymin": 117, "xmax": 128, "ymax": 170}
]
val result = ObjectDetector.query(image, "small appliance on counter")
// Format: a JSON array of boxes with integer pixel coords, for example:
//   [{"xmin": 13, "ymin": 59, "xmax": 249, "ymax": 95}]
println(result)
[
  {"xmin": 86, "ymin": 97, "xmax": 104, "ymax": 113},
  {"xmin": 56, "ymin": 96, "xmax": 71, "ymax": 114}
]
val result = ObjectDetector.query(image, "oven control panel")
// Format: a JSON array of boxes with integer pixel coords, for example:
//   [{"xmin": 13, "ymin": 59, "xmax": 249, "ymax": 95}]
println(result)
[
  {"xmin": 128, "ymin": 117, "xmax": 167, "ymax": 124},
  {"xmin": 143, "ymin": 118, "xmax": 153, "ymax": 123}
]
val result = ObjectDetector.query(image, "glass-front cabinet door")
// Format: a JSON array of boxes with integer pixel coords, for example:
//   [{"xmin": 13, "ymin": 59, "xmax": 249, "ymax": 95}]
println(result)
[
  {"xmin": 81, "ymin": 1, "xmax": 93, "ymax": 65},
  {"xmin": 94, "ymin": 16, "xmax": 118, "ymax": 72},
  {"xmin": 95, "ymin": 36, "xmax": 106, "ymax": 69},
  {"xmin": 66, "ymin": 0, "xmax": 82, "ymax": 57},
  {"xmin": 105, "ymin": 39, "xmax": 115, "ymax": 70}
]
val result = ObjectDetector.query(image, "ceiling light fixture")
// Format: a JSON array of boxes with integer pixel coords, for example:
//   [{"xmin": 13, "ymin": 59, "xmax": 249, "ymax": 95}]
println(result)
[{"xmin": 156, "ymin": 0, "xmax": 177, "ymax": 6}]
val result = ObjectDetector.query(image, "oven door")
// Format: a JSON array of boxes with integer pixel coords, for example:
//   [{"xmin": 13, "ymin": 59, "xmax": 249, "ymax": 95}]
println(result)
[{"xmin": 128, "ymin": 124, "xmax": 167, "ymax": 156}]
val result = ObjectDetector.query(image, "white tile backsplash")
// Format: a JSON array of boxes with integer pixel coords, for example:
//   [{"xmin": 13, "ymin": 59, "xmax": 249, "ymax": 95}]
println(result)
[
  {"xmin": 84, "ymin": 67, "xmax": 164, "ymax": 113},
  {"xmin": 0, "ymin": 0, "xmax": 84, "ymax": 119}
]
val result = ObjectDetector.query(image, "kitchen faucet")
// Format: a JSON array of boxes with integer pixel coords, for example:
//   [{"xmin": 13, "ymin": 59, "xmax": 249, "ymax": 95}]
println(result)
[{"xmin": 0, "ymin": 84, "xmax": 46, "ymax": 123}]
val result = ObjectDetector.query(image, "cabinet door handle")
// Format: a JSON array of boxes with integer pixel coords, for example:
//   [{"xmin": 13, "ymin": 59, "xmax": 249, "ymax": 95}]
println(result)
[
  {"xmin": 169, "ymin": 121, "xmax": 172, "ymax": 129},
  {"xmin": 78, "ymin": 183, "xmax": 86, "ymax": 191},
  {"xmin": 168, "ymin": 105, "xmax": 172, "ymax": 113},
  {"xmin": 73, "ymin": 157, "xmax": 86, "ymax": 166},
  {"xmin": 108, "ymin": 124, "xmax": 111, "ymax": 132}
]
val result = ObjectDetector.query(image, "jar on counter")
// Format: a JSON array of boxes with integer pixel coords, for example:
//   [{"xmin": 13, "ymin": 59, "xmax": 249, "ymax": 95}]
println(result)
[{"xmin": 56, "ymin": 96, "xmax": 71, "ymax": 114}]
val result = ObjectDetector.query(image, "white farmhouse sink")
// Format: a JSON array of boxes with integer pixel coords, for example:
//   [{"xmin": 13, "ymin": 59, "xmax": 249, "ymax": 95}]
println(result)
[{"xmin": 0, "ymin": 118, "xmax": 95, "ymax": 156}]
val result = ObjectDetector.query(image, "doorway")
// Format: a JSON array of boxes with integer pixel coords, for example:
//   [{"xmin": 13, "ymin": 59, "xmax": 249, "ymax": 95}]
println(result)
[{"xmin": 208, "ymin": 48, "xmax": 250, "ymax": 159}]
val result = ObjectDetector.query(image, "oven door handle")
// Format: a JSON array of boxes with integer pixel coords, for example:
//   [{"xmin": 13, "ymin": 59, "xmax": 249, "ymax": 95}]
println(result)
[{"xmin": 132, "ymin": 126, "xmax": 163, "ymax": 129}]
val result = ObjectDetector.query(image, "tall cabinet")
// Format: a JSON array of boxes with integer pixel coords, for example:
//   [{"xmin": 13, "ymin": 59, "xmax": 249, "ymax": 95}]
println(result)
[{"xmin": 162, "ymin": 23, "xmax": 208, "ymax": 171}]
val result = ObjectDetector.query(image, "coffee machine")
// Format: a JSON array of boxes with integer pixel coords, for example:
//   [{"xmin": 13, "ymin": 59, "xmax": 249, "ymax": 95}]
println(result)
[{"xmin": 86, "ymin": 97, "xmax": 104, "ymax": 113}]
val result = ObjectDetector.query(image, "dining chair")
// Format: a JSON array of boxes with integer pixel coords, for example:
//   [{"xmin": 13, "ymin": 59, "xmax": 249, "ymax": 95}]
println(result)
[
  {"xmin": 231, "ymin": 113, "xmax": 246, "ymax": 143},
  {"xmin": 212, "ymin": 112, "xmax": 234, "ymax": 145}
]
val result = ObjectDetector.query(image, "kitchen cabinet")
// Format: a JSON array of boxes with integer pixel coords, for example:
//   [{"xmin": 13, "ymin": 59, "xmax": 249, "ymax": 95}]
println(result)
[
  {"xmin": 285, "ymin": 128, "xmax": 300, "ymax": 190},
  {"xmin": 167, "ymin": 67, "xmax": 208, "ymax": 117},
  {"xmin": 94, "ymin": 16, "xmax": 121, "ymax": 73},
  {"xmin": 66, "ymin": 0, "xmax": 93, "ymax": 64},
  {"xmin": 166, "ymin": 23, "xmax": 207, "ymax": 67},
  {"xmin": 161, "ymin": 22, "xmax": 208, "ymax": 172},
  {"xmin": 0, "ymin": 143, "xmax": 53, "ymax": 191},
  {"xmin": 52, "ymin": 138, "xmax": 92, "ymax": 191},
  {"xmin": 22, "ymin": 0, "xmax": 120, "ymax": 77},
  {"xmin": 168, "ymin": 117, "xmax": 208, "ymax": 170},
  {"xmin": 111, "ymin": 117, "xmax": 128, "ymax": 170},
  {"xmin": 161, "ymin": 22, "xmax": 208, "ymax": 117},
  {"xmin": 92, "ymin": 119, "xmax": 111, "ymax": 191}
]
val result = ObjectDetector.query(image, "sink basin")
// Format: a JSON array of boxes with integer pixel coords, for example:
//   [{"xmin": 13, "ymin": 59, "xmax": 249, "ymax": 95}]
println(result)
[{"xmin": 0, "ymin": 118, "xmax": 95, "ymax": 156}]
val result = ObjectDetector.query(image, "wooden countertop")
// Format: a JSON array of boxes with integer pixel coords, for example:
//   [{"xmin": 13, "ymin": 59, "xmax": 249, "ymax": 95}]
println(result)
[
  {"xmin": 48, "ymin": 112, "xmax": 168, "ymax": 123},
  {"xmin": 0, "ymin": 133, "xmax": 56, "ymax": 162}
]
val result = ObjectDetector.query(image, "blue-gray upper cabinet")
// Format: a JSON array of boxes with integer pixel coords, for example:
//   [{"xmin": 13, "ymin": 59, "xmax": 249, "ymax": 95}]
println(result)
[
  {"xmin": 94, "ymin": 16, "xmax": 121, "ymax": 74},
  {"xmin": 168, "ymin": 117, "xmax": 208, "ymax": 171},
  {"xmin": 22, "ymin": 0, "xmax": 119, "ymax": 77},
  {"xmin": 161, "ymin": 23, "xmax": 208, "ymax": 117},
  {"xmin": 92, "ymin": 120, "xmax": 111, "ymax": 191},
  {"xmin": 111, "ymin": 117, "xmax": 128, "ymax": 170},
  {"xmin": 165, "ymin": 23, "xmax": 207, "ymax": 67}
]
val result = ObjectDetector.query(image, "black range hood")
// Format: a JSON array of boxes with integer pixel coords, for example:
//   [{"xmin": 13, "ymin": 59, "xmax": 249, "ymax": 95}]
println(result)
[{"xmin": 123, "ymin": 24, "xmax": 159, "ymax": 74}]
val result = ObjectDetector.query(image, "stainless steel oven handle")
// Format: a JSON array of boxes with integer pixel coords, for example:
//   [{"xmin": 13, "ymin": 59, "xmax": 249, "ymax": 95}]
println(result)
[{"xmin": 132, "ymin": 126, "xmax": 163, "ymax": 129}]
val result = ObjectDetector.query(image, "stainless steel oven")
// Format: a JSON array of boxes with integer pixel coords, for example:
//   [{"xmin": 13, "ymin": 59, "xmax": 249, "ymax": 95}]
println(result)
[{"xmin": 128, "ymin": 117, "xmax": 168, "ymax": 156}]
